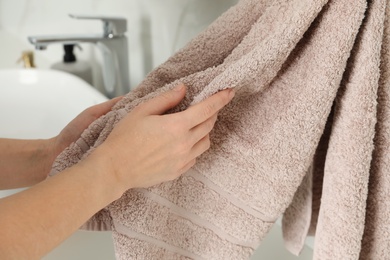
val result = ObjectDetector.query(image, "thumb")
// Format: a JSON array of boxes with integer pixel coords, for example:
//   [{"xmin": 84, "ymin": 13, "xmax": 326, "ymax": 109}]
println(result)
[{"xmin": 139, "ymin": 84, "xmax": 186, "ymax": 115}]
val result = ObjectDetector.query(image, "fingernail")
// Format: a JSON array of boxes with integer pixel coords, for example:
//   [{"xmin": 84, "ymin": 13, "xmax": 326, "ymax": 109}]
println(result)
[
  {"xmin": 174, "ymin": 84, "xmax": 184, "ymax": 91},
  {"xmin": 229, "ymin": 89, "xmax": 235, "ymax": 100}
]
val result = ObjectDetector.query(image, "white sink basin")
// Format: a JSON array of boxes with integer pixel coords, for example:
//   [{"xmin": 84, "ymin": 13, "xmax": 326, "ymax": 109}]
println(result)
[
  {"xmin": 0, "ymin": 69, "xmax": 115, "ymax": 260},
  {"xmin": 0, "ymin": 69, "xmax": 108, "ymax": 139},
  {"xmin": 0, "ymin": 69, "xmax": 108, "ymax": 198}
]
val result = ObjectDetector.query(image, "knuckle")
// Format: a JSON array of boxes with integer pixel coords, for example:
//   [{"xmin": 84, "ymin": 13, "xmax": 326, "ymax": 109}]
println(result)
[
  {"xmin": 202, "ymin": 103, "xmax": 216, "ymax": 118},
  {"xmin": 168, "ymin": 121, "xmax": 185, "ymax": 136},
  {"xmin": 174, "ymin": 141, "xmax": 190, "ymax": 157},
  {"xmin": 160, "ymin": 91, "xmax": 175, "ymax": 102},
  {"xmin": 159, "ymin": 116, "xmax": 180, "ymax": 135},
  {"xmin": 165, "ymin": 116, "xmax": 185, "ymax": 132},
  {"xmin": 160, "ymin": 92, "xmax": 170, "ymax": 100}
]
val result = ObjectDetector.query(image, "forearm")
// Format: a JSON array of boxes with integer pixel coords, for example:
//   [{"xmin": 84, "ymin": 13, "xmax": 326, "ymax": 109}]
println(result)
[
  {"xmin": 0, "ymin": 138, "xmax": 56, "ymax": 189},
  {"xmin": 0, "ymin": 150, "xmax": 122, "ymax": 259}
]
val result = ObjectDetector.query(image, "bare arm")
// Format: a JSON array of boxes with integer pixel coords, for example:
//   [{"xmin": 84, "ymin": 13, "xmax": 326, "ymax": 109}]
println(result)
[
  {"xmin": 0, "ymin": 155, "xmax": 119, "ymax": 260},
  {"xmin": 0, "ymin": 138, "xmax": 55, "ymax": 189},
  {"xmin": 0, "ymin": 85, "xmax": 234, "ymax": 259},
  {"xmin": 0, "ymin": 97, "xmax": 122, "ymax": 190}
]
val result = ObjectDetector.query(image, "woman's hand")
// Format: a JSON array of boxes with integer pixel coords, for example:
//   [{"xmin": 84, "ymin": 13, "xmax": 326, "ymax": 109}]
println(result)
[
  {"xmin": 0, "ymin": 84, "xmax": 234, "ymax": 259},
  {"xmin": 51, "ymin": 96, "xmax": 123, "ymax": 160},
  {"xmin": 87, "ymin": 84, "xmax": 234, "ymax": 192}
]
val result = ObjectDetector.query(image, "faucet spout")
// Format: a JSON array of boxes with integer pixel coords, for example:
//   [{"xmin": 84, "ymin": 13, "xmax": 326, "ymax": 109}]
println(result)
[
  {"xmin": 27, "ymin": 15, "xmax": 130, "ymax": 98},
  {"xmin": 28, "ymin": 34, "xmax": 103, "ymax": 50}
]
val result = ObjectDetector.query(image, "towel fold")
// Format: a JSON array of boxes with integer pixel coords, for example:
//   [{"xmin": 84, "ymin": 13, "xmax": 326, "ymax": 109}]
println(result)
[
  {"xmin": 51, "ymin": 0, "xmax": 390, "ymax": 259},
  {"xmin": 359, "ymin": 2, "xmax": 390, "ymax": 259}
]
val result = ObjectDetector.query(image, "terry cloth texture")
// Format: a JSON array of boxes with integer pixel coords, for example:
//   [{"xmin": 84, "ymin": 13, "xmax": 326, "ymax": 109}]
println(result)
[{"xmin": 50, "ymin": 0, "xmax": 390, "ymax": 259}]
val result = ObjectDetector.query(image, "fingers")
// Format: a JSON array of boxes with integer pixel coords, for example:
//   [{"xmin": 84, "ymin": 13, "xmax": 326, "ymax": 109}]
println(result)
[
  {"xmin": 181, "ymin": 88, "xmax": 234, "ymax": 128},
  {"xmin": 178, "ymin": 134, "xmax": 211, "ymax": 174},
  {"xmin": 189, "ymin": 113, "xmax": 218, "ymax": 144},
  {"xmin": 83, "ymin": 95, "xmax": 124, "ymax": 121},
  {"xmin": 190, "ymin": 134, "xmax": 211, "ymax": 158},
  {"xmin": 136, "ymin": 84, "xmax": 186, "ymax": 116},
  {"xmin": 174, "ymin": 89, "xmax": 234, "ymax": 174},
  {"xmin": 110, "ymin": 95, "xmax": 125, "ymax": 105},
  {"xmin": 96, "ymin": 96, "xmax": 123, "ymax": 115},
  {"xmin": 179, "ymin": 158, "xmax": 197, "ymax": 175}
]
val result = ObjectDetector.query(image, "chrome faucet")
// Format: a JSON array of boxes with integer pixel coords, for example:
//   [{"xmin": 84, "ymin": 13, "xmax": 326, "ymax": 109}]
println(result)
[{"xmin": 28, "ymin": 14, "xmax": 130, "ymax": 98}]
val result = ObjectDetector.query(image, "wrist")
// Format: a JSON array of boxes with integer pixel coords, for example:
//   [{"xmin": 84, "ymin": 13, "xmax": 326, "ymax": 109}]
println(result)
[
  {"xmin": 35, "ymin": 137, "xmax": 69, "ymax": 183},
  {"xmin": 80, "ymin": 146, "xmax": 127, "ymax": 201}
]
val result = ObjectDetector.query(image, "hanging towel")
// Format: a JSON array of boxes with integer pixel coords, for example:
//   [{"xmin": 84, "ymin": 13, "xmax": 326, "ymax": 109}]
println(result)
[
  {"xmin": 359, "ymin": 4, "xmax": 390, "ymax": 260},
  {"xmin": 283, "ymin": 0, "xmax": 388, "ymax": 259},
  {"xmin": 50, "ymin": 0, "xmax": 390, "ymax": 259}
]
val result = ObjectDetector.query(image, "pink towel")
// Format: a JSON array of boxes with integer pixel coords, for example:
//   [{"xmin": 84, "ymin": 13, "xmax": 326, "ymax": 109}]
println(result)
[
  {"xmin": 51, "ymin": 0, "xmax": 390, "ymax": 259},
  {"xmin": 283, "ymin": 0, "xmax": 388, "ymax": 259}
]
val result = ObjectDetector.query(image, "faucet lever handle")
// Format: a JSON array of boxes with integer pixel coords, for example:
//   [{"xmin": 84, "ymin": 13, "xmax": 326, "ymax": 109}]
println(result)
[{"xmin": 69, "ymin": 14, "xmax": 127, "ymax": 37}]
